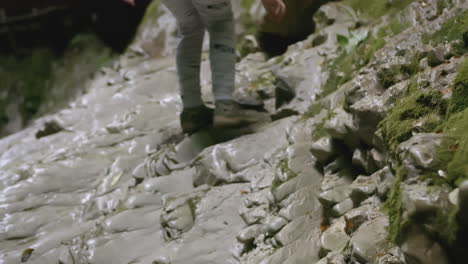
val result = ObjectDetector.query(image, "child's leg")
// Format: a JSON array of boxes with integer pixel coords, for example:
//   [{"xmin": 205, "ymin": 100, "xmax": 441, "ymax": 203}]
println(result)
[
  {"xmin": 193, "ymin": 0, "xmax": 236, "ymax": 103},
  {"xmin": 162, "ymin": 0, "xmax": 206, "ymax": 108}
]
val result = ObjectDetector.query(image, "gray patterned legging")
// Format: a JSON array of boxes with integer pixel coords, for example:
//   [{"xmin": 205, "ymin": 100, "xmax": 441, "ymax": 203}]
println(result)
[{"xmin": 162, "ymin": 0, "xmax": 236, "ymax": 108}]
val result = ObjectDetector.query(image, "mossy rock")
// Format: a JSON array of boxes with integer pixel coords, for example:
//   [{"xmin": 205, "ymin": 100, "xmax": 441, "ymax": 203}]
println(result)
[
  {"xmin": 378, "ymin": 88, "xmax": 447, "ymax": 152},
  {"xmin": 422, "ymin": 9, "xmax": 468, "ymax": 55},
  {"xmin": 447, "ymin": 58, "xmax": 468, "ymax": 116},
  {"xmin": 343, "ymin": 0, "xmax": 414, "ymax": 19}
]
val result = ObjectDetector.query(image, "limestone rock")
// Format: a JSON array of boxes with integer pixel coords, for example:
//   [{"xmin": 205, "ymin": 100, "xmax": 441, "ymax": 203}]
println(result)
[
  {"xmin": 237, "ymin": 224, "xmax": 261, "ymax": 243},
  {"xmin": 240, "ymin": 205, "xmax": 269, "ymax": 225},
  {"xmin": 401, "ymin": 227, "xmax": 449, "ymax": 264},
  {"xmin": 324, "ymin": 107, "xmax": 358, "ymax": 147},
  {"xmin": 349, "ymin": 95, "xmax": 386, "ymax": 146},
  {"xmin": 350, "ymin": 216, "xmax": 389, "ymax": 263},
  {"xmin": 310, "ymin": 136, "xmax": 336, "ymax": 163},
  {"xmin": 371, "ymin": 167, "xmax": 395, "ymax": 199},
  {"xmin": 275, "ymin": 214, "xmax": 319, "ymax": 246},
  {"xmin": 401, "ymin": 183, "xmax": 450, "ymax": 217},
  {"xmin": 352, "ymin": 148, "xmax": 380, "ymax": 175},
  {"xmin": 193, "ymin": 118, "xmax": 292, "ymax": 186},
  {"xmin": 320, "ymin": 217, "xmax": 350, "ymax": 256},
  {"xmin": 349, "ymin": 176, "xmax": 377, "ymax": 205},
  {"xmin": 279, "ymin": 185, "xmax": 322, "ymax": 221},
  {"xmin": 344, "ymin": 204, "xmax": 375, "ymax": 233},
  {"xmin": 397, "ymin": 133, "xmax": 446, "ymax": 177},
  {"xmin": 260, "ymin": 216, "xmax": 289, "ymax": 237},
  {"xmin": 331, "ymin": 198, "xmax": 355, "ymax": 218}
]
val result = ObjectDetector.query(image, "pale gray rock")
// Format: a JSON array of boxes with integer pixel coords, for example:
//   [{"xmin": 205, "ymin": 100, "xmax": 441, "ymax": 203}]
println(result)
[
  {"xmin": 103, "ymin": 206, "xmax": 161, "ymax": 233},
  {"xmin": 320, "ymin": 217, "xmax": 350, "ymax": 256},
  {"xmin": 449, "ymin": 188, "xmax": 459, "ymax": 206},
  {"xmin": 124, "ymin": 193, "xmax": 163, "ymax": 209},
  {"xmin": 160, "ymin": 185, "xmax": 210, "ymax": 240},
  {"xmin": 331, "ymin": 198, "xmax": 355, "ymax": 218},
  {"xmin": 272, "ymin": 166, "xmax": 321, "ymax": 203},
  {"xmin": 397, "ymin": 133, "xmax": 446, "ymax": 177},
  {"xmin": 287, "ymin": 117, "xmax": 315, "ymax": 145},
  {"xmin": 401, "ymin": 227, "xmax": 449, "ymax": 264},
  {"xmin": 272, "ymin": 177, "xmax": 300, "ymax": 203},
  {"xmin": 316, "ymin": 251, "xmax": 347, "ymax": 264},
  {"xmin": 344, "ymin": 204, "xmax": 375, "ymax": 233},
  {"xmin": 161, "ymin": 202, "xmax": 194, "ymax": 240},
  {"xmin": 349, "ymin": 95, "xmax": 386, "ymax": 146},
  {"xmin": 352, "ymin": 148, "xmax": 379, "ymax": 175},
  {"xmin": 310, "ymin": 136, "xmax": 336, "ymax": 163},
  {"xmin": 261, "ymin": 216, "xmax": 289, "ymax": 237},
  {"xmin": 275, "ymin": 214, "xmax": 319, "ymax": 246},
  {"xmin": 371, "ymin": 167, "xmax": 395, "ymax": 199},
  {"xmin": 323, "ymin": 157, "xmax": 354, "ymax": 177},
  {"xmin": 318, "ymin": 187, "xmax": 350, "ymax": 208},
  {"xmin": 324, "ymin": 107, "xmax": 358, "ymax": 147},
  {"xmin": 349, "ymin": 176, "xmax": 377, "ymax": 205},
  {"xmin": 319, "ymin": 172, "xmax": 353, "ymax": 208},
  {"xmin": 265, "ymin": 227, "xmax": 322, "ymax": 264},
  {"xmin": 271, "ymin": 46, "xmax": 326, "ymax": 114},
  {"xmin": 237, "ymin": 224, "xmax": 262, "ymax": 243},
  {"xmin": 244, "ymin": 189, "xmax": 270, "ymax": 208},
  {"xmin": 240, "ymin": 205, "xmax": 269, "ymax": 225},
  {"xmin": 279, "ymin": 185, "xmax": 322, "ymax": 221},
  {"xmin": 377, "ymin": 247, "xmax": 407, "ymax": 264},
  {"xmin": 369, "ymin": 148, "xmax": 387, "ymax": 170},
  {"xmin": 193, "ymin": 118, "xmax": 292, "ymax": 186},
  {"xmin": 283, "ymin": 143, "xmax": 315, "ymax": 176},
  {"xmin": 142, "ymin": 168, "xmax": 195, "ymax": 195},
  {"xmin": 351, "ymin": 216, "xmax": 389, "ymax": 263},
  {"xmin": 401, "ymin": 183, "xmax": 450, "ymax": 217},
  {"xmin": 352, "ymin": 149, "xmax": 369, "ymax": 173}
]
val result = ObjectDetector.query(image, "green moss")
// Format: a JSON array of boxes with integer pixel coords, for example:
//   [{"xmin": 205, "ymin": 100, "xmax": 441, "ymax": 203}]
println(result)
[
  {"xmin": 321, "ymin": 32, "xmax": 386, "ymax": 97},
  {"xmin": 302, "ymin": 102, "xmax": 323, "ymax": 119},
  {"xmin": 422, "ymin": 9, "xmax": 468, "ymax": 47},
  {"xmin": 241, "ymin": 0, "xmax": 255, "ymax": 9},
  {"xmin": 447, "ymin": 58, "xmax": 468, "ymax": 116},
  {"xmin": 141, "ymin": 0, "xmax": 160, "ymax": 24},
  {"xmin": 436, "ymin": 0, "xmax": 449, "ymax": 17},
  {"xmin": 444, "ymin": 109, "xmax": 468, "ymax": 185},
  {"xmin": 344, "ymin": 0, "xmax": 414, "ymax": 19},
  {"xmin": 277, "ymin": 159, "xmax": 298, "ymax": 179},
  {"xmin": 388, "ymin": 18, "xmax": 410, "ymax": 35},
  {"xmin": 432, "ymin": 206, "xmax": 459, "ymax": 244},
  {"xmin": 378, "ymin": 88, "xmax": 447, "ymax": 152},
  {"xmin": 1, "ymin": 49, "xmax": 54, "ymax": 118},
  {"xmin": 312, "ymin": 110, "xmax": 336, "ymax": 140},
  {"xmin": 384, "ymin": 167, "xmax": 405, "ymax": 243},
  {"xmin": 245, "ymin": 72, "xmax": 275, "ymax": 96},
  {"xmin": 271, "ymin": 159, "xmax": 297, "ymax": 191},
  {"xmin": 271, "ymin": 178, "xmax": 282, "ymax": 191}
]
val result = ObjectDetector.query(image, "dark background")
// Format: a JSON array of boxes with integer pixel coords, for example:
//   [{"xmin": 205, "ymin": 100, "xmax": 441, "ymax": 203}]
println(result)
[{"xmin": 0, "ymin": 0, "xmax": 152, "ymax": 54}]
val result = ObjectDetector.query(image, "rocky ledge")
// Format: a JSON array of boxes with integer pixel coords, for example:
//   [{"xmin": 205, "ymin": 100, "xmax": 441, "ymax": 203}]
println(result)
[{"xmin": 1, "ymin": 0, "xmax": 468, "ymax": 263}]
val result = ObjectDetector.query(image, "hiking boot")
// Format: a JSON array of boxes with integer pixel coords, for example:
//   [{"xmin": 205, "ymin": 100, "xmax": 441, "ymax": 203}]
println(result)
[
  {"xmin": 213, "ymin": 100, "xmax": 265, "ymax": 128},
  {"xmin": 180, "ymin": 105, "xmax": 214, "ymax": 134}
]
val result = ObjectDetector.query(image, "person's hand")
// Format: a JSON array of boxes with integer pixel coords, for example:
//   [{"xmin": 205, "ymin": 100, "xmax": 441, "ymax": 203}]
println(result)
[
  {"xmin": 122, "ymin": 0, "xmax": 135, "ymax": 6},
  {"xmin": 261, "ymin": 0, "xmax": 286, "ymax": 21}
]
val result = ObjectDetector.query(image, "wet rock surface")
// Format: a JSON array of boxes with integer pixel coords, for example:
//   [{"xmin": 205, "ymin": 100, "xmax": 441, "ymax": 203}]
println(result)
[{"xmin": 1, "ymin": 0, "xmax": 468, "ymax": 263}]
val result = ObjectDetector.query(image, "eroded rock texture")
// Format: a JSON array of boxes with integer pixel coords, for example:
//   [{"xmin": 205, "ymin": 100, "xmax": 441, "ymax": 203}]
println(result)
[{"xmin": 1, "ymin": 0, "xmax": 468, "ymax": 264}]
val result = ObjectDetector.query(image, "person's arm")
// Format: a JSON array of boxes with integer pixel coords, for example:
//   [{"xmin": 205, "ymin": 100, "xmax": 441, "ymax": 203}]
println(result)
[
  {"xmin": 122, "ymin": 0, "xmax": 135, "ymax": 6},
  {"xmin": 261, "ymin": 0, "xmax": 286, "ymax": 21}
]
